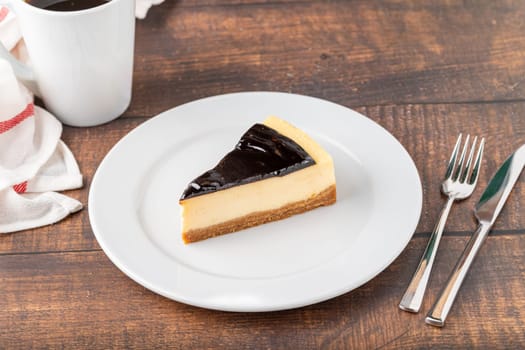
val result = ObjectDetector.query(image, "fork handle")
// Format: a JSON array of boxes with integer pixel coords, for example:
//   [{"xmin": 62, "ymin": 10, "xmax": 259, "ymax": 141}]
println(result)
[
  {"xmin": 399, "ymin": 196, "xmax": 455, "ymax": 313},
  {"xmin": 425, "ymin": 222, "xmax": 492, "ymax": 327}
]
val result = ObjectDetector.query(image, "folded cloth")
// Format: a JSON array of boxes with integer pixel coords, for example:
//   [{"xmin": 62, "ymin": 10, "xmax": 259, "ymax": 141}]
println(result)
[{"xmin": 0, "ymin": 59, "xmax": 83, "ymax": 233}]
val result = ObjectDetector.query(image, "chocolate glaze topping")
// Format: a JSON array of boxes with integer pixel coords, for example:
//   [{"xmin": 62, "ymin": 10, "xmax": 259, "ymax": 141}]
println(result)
[{"xmin": 180, "ymin": 123, "xmax": 316, "ymax": 200}]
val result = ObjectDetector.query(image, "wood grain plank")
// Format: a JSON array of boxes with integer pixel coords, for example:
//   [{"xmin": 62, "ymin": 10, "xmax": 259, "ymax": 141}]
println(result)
[
  {"xmin": 2, "ymin": 234, "xmax": 524, "ymax": 349},
  {"xmin": 1, "ymin": 102, "xmax": 524, "ymax": 254},
  {"xmin": 128, "ymin": 0, "xmax": 525, "ymax": 117}
]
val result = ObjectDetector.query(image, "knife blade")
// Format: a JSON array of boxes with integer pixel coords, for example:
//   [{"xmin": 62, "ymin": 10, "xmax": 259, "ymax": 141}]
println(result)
[{"xmin": 425, "ymin": 144, "xmax": 525, "ymax": 327}]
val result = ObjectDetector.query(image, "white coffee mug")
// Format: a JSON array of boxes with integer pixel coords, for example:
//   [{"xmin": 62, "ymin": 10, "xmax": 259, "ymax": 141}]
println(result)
[{"xmin": 0, "ymin": 0, "xmax": 135, "ymax": 127}]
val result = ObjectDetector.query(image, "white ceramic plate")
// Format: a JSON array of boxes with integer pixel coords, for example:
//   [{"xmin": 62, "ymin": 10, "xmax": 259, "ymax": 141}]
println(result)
[{"xmin": 89, "ymin": 92, "xmax": 422, "ymax": 312}]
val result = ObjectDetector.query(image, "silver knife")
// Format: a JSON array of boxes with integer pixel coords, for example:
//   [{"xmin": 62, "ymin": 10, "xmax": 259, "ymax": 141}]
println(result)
[{"xmin": 425, "ymin": 144, "xmax": 525, "ymax": 327}]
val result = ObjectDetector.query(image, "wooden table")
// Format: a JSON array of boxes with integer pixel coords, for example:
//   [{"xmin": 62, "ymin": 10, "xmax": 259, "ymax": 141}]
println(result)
[{"xmin": 2, "ymin": 1, "xmax": 525, "ymax": 348}]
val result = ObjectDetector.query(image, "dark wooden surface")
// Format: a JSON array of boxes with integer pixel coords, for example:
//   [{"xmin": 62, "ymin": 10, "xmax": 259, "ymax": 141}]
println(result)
[{"xmin": 2, "ymin": 0, "xmax": 525, "ymax": 348}]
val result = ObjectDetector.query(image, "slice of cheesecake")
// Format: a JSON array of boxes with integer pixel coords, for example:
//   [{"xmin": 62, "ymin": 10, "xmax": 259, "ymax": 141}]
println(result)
[{"xmin": 179, "ymin": 116, "xmax": 336, "ymax": 243}]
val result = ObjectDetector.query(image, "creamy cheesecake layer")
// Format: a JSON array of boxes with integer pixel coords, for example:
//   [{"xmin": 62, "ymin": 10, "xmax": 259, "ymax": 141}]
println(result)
[
  {"xmin": 180, "ymin": 116, "xmax": 336, "ymax": 233},
  {"xmin": 181, "ymin": 162, "xmax": 334, "ymax": 232},
  {"xmin": 183, "ymin": 185, "xmax": 336, "ymax": 243}
]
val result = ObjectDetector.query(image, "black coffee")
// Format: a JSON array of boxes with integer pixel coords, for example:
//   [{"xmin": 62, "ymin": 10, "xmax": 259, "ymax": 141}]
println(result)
[{"xmin": 26, "ymin": 0, "xmax": 110, "ymax": 11}]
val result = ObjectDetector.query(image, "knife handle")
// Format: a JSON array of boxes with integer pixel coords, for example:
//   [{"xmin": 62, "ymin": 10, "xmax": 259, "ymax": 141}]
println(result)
[{"xmin": 425, "ymin": 222, "xmax": 492, "ymax": 327}]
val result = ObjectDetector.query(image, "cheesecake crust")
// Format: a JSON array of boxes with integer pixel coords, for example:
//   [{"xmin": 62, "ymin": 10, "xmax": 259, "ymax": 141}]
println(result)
[{"xmin": 182, "ymin": 185, "xmax": 336, "ymax": 243}]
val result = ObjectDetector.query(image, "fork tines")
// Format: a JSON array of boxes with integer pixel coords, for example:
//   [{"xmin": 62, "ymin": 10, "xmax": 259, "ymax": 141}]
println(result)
[{"xmin": 447, "ymin": 134, "xmax": 485, "ymax": 185}]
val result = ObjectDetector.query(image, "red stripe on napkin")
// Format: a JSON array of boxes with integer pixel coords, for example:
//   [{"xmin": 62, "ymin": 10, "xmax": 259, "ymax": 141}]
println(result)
[
  {"xmin": 0, "ymin": 103, "xmax": 34, "ymax": 134},
  {"xmin": 0, "ymin": 7, "xmax": 9, "ymax": 22},
  {"xmin": 13, "ymin": 181, "xmax": 28, "ymax": 194}
]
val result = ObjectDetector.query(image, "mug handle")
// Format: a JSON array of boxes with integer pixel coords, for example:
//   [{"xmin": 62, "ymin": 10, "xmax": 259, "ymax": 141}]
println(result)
[{"xmin": 0, "ymin": 2, "xmax": 41, "ymax": 96}]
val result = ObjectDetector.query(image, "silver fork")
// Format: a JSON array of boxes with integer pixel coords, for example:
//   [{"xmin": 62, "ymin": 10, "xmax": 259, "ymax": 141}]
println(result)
[{"xmin": 399, "ymin": 134, "xmax": 485, "ymax": 313}]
